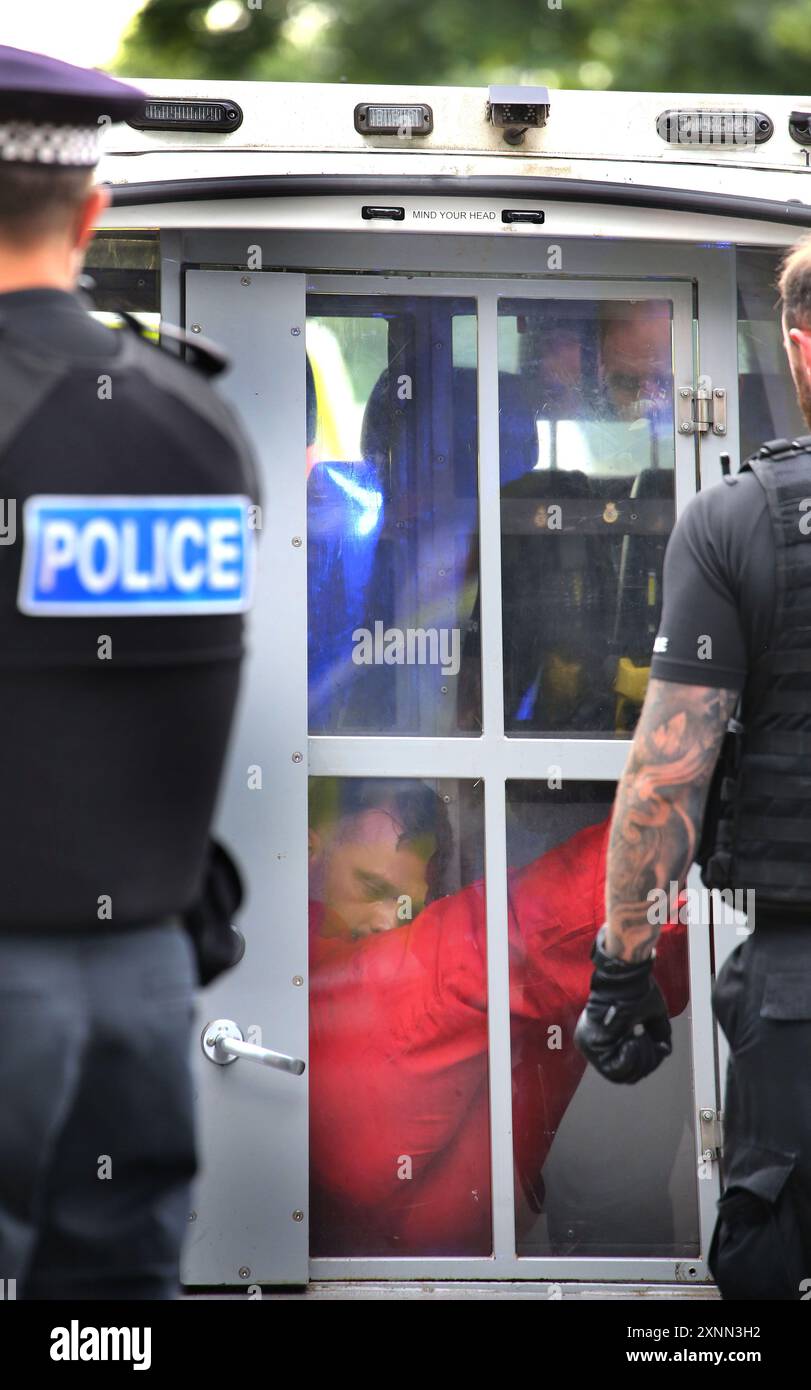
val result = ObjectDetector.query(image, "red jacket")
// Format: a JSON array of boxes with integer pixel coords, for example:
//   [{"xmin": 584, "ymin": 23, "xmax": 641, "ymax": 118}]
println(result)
[{"xmin": 309, "ymin": 818, "xmax": 689, "ymax": 1256}]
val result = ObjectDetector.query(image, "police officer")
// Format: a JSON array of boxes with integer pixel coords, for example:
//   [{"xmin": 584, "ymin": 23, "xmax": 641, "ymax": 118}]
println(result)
[
  {"xmin": 573, "ymin": 235, "xmax": 811, "ymax": 1300},
  {"xmin": 0, "ymin": 47, "xmax": 259, "ymax": 1299}
]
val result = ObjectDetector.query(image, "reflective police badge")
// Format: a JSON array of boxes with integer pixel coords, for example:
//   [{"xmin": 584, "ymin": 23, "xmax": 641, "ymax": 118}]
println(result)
[{"xmin": 17, "ymin": 495, "xmax": 255, "ymax": 616}]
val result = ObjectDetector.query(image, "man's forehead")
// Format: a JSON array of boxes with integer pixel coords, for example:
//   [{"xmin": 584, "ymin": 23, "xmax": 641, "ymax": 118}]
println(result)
[{"xmin": 333, "ymin": 806, "xmax": 405, "ymax": 846}]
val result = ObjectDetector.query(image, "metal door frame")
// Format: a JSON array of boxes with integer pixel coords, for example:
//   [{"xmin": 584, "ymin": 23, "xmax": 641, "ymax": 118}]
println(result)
[
  {"xmin": 298, "ymin": 271, "xmax": 715, "ymax": 1282},
  {"xmin": 181, "ymin": 270, "xmax": 311, "ymax": 1288},
  {"xmin": 169, "ymin": 237, "xmax": 739, "ymax": 1286}
]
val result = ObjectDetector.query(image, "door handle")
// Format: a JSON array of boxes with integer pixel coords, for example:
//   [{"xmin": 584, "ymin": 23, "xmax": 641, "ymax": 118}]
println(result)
[{"xmin": 202, "ymin": 1018, "xmax": 305, "ymax": 1075}]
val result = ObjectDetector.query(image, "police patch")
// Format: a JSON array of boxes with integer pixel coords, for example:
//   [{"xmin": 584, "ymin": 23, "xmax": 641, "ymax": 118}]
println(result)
[{"xmin": 17, "ymin": 495, "xmax": 255, "ymax": 616}]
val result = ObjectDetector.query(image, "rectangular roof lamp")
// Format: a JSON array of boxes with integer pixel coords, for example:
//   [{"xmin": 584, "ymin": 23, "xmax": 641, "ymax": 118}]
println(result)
[
  {"xmin": 656, "ymin": 109, "xmax": 773, "ymax": 147},
  {"xmin": 127, "ymin": 99, "xmax": 243, "ymax": 132}
]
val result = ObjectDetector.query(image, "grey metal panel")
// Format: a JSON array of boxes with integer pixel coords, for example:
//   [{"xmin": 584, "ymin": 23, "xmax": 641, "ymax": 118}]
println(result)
[
  {"xmin": 181, "ymin": 270, "xmax": 309, "ymax": 1286},
  {"xmin": 158, "ymin": 229, "xmax": 184, "ymax": 342},
  {"xmin": 195, "ymin": 1278, "xmax": 718, "ymax": 1298},
  {"xmin": 100, "ymin": 196, "xmax": 803, "ymax": 246},
  {"xmin": 475, "ymin": 289, "xmax": 515, "ymax": 1257},
  {"xmin": 684, "ymin": 863, "xmax": 724, "ymax": 1260},
  {"xmin": 308, "ymin": 272, "xmax": 696, "ymax": 301},
  {"xmin": 309, "ymin": 1256, "xmax": 709, "ymax": 1281},
  {"xmin": 168, "ymin": 227, "xmax": 732, "ymax": 280},
  {"xmin": 697, "ymin": 252, "xmax": 741, "ymax": 489},
  {"xmin": 308, "ymin": 737, "xmax": 630, "ymax": 779}
]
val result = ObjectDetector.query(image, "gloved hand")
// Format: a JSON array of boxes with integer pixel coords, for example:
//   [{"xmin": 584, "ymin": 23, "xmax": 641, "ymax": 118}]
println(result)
[{"xmin": 574, "ymin": 925, "xmax": 672, "ymax": 1084}]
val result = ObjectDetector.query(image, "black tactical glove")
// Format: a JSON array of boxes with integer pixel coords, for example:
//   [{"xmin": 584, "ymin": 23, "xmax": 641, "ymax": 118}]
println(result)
[{"xmin": 573, "ymin": 925, "xmax": 672, "ymax": 1084}]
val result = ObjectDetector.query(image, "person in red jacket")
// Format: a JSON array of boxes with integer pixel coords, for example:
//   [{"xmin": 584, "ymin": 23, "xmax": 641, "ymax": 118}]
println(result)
[{"xmin": 308, "ymin": 779, "xmax": 689, "ymax": 1257}]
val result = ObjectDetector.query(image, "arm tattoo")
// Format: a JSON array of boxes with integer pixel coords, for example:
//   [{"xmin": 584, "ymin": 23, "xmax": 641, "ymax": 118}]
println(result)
[{"xmin": 606, "ymin": 679, "xmax": 738, "ymax": 963}]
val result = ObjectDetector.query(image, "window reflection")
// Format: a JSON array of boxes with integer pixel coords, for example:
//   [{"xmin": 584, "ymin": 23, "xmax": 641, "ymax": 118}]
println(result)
[
  {"xmin": 308, "ymin": 776, "xmax": 490, "ymax": 1257},
  {"xmin": 460, "ymin": 299, "xmax": 676, "ymax": 737},
  {"xmin": 84, "ymin": 231, "xmax": 160, "ymax": 340},
  {"xmin": 306, "ymin": 297, "xmax": 480, "ymax": 735},
  {"xmin": 737, "ymin": 248, "xmax": 805, "ymax": 459},
  {"xmin": 308, "ymin": 776, "xmax": 695, "ymax": 1259},
  {"xmin": 507, "ymin": 782, "xmax": 697, "ymax": 1258}
]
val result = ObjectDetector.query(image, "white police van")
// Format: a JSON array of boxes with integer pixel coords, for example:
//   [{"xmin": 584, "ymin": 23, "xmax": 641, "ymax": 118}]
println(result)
[{"xmin": 91, "ymin": 80, "xmax": 811, "ymax": 1294}]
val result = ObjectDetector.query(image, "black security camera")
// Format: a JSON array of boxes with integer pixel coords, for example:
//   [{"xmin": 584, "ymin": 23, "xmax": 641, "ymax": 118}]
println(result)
[{"xmin": 487, "ymin": 84, "xmax": 550, "ymax": 145}]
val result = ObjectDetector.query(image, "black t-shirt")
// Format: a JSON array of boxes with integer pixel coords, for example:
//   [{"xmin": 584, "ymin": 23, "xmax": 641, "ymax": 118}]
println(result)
[
  {"xmin": 649, "ymin": 470, "xmax": 774, "ymax": 692},
  {"xmin": 0, "ymin": 289, "xmax": 259, "ymax": 931}
]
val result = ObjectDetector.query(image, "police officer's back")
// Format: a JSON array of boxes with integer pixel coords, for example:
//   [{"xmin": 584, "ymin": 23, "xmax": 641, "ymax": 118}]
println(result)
[{"xmin": 0, "ymin": 46, "xmax": 258, "ymax": 1299}]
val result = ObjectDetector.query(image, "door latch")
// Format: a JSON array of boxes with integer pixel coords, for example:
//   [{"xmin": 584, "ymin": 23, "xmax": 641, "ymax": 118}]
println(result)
[{"xmin": 202, "ymin": 1019, "xmax": 305, "ymax": 1075}]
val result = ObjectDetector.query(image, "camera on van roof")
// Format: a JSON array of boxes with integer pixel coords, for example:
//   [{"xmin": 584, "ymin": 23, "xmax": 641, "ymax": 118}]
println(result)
[{"xmin": 486, "ymin": 85, "xmax": 550, "ymax": 145}]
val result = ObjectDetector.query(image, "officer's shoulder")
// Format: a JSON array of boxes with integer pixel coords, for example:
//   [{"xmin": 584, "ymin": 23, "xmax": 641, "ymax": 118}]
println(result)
[
  {"xmin": 673, "ymin": 470, "xmax": 766, "ymax": 559},
  {"xmin": 119, "ymin": 314, "xmax": 228, "ymax": 382},
  {"xmin": 118, "ymin": 318, "xmax": 250, "ymax": 450},
  {"xmin": 685, "ymin": 468, "xmax": 765, "ymax": 519}
]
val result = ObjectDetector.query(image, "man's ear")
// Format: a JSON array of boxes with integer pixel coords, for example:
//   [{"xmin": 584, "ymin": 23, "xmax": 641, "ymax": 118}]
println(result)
[
  {"xmin": 788, "ymin": 325, "xmax": 811, "ymax": 380},
  {"xmin": 308, "ymin": 827, "xmax": 323, "ymax": 863},
  {"xmin": 74, "ymin": 182, "xmax": 110, "ymax": 256}
]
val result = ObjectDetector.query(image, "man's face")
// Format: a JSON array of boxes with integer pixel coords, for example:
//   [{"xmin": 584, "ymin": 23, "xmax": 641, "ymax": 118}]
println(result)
[
  {"xmin": 599, "ymin": 312, "xmax": 673, "ymax": 420},
  {"xmin": 310, "ymin": 807, "xmax": 433, "ymax": 940},
  {"xmin": 782, "ymin": 312, "xmax": 811, "ymax": 429}
]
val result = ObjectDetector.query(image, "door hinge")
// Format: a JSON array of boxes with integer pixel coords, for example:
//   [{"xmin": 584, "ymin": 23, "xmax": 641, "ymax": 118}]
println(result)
[
  {"xmin": 678, "ymin": 383, "xmax": 727, "ymax": 436},
  {"xmin": 699, "ymin": 1107, "xmax": 724, "ymax": 1160}
]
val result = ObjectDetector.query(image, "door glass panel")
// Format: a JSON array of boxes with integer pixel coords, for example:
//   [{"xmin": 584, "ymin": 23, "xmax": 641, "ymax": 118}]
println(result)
[
  {"xmin": 306, "ymin": 295, "xmax": 480, "ymax": 735},
  {"xmin": 85, "ymin": 231, "xmax": 160, "ymax": 338},
  {"xmin": 737, "ymin": 248, "xmax": 805, "ymax": 459},
  {"xmin": 308, "ymin": 776, "xmax": 489, "ymax": 1256},
  {"xmin": 493, "ymin": 298, "xmax": 676, "ymax": 737},
  {"xmin": 506, "ymin": 780, "xmax": 698, "ymax": 1257}
]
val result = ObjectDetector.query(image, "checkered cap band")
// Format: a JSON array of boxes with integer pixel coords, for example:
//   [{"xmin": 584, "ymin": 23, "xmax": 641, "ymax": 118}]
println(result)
[{"xmin": 0, "ymin": 120, "xmax": 101, "ymax": 166}]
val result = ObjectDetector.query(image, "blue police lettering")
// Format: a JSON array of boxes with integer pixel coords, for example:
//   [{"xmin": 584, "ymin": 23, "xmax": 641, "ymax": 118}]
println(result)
[{"xmin": 19, "ymin": 495, "xmax": 254, "ymax": 616}]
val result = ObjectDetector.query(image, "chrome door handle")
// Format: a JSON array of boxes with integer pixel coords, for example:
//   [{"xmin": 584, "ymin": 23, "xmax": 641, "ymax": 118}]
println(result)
[{"xmin": 202, "ymin": 1019, "xmax": 305, "ymax": 1075}]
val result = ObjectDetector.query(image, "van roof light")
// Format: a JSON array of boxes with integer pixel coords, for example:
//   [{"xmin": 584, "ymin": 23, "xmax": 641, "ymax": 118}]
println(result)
[
  {"xmin": 656, "ymin": 109, "xmax": 773, "ymax": 147},
  {"xmin": 128, "ymin": 98, "xmax": 243, "ymax": 133}
]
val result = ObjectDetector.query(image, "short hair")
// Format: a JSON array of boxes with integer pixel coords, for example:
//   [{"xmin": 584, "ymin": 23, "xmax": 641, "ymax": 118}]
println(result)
[
  {"xmin": 309, "ymin": 777, "xmax": 454, "ymax": 902},
  {"xmin": 778, "ymin": 233, "xmax": 811, "ymax": 329},
  {"xmin": 0, "ymin": 163, "xmax": 93, "ymax": 244}
]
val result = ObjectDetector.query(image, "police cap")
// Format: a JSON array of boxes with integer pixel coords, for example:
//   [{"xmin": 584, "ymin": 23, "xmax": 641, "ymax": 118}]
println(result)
[{"xmin": 0, "ymin": 45, "xmax": 145, "ymax": 168}]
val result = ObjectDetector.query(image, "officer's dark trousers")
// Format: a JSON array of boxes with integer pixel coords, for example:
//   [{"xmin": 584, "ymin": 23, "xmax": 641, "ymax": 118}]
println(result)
[
  {"xmin": 710, "ymin": 923, "xmax": 811, "ymax": 1300},
  {"xmin": 0, "ymin": 921, "xmax": 197, "ymax": 1300}
]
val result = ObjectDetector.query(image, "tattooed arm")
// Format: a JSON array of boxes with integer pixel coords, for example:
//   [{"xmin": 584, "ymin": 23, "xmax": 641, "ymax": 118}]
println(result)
[{"xmin": 604, "ymin": 678, "xmax": 738, "ymax": 964}]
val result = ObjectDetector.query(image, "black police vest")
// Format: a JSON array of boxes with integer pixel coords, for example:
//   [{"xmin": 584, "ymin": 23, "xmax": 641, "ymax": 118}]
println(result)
[
  {"xmin": 0, "ymin": 301, "xmax": 258, "ymax": 932},
  {"xmin": 700, "ymin": 435, "xmax": 811, "ymax": 907}
]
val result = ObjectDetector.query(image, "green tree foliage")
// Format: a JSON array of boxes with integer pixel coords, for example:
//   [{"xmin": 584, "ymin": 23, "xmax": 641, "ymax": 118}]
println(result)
[{"xmin": 116, "ymin": 0, "xmax": 811, "ymax": 94}]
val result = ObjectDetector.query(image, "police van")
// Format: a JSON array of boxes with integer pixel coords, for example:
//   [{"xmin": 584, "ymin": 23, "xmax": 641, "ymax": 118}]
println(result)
[{"xmin": 91, "ymin": 80, "xmax": 811, "ymax": 1293}]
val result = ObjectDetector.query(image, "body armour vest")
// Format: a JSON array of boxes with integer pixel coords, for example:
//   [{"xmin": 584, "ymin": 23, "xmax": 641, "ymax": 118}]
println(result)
[
  {"xmin": 699, "ymin": 434, "xmax": 811, "ymax": 908},
  {"xmin": 0, "ymin": 299, "xmax": 259, "ymax": 932}
]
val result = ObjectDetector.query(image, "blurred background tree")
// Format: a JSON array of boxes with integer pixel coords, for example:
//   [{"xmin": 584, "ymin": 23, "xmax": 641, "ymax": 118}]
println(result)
[{"xmin": 115, "ymin": 0, "xmax": 811, "ymax": 92}]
